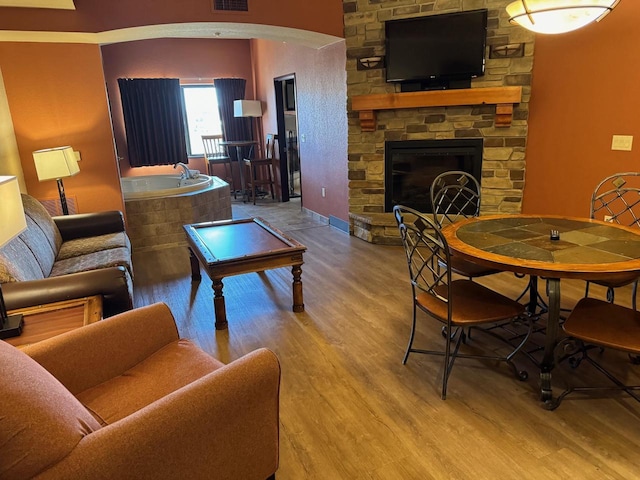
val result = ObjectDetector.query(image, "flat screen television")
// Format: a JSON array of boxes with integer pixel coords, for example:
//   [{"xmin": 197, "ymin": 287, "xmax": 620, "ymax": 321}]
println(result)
[{"xmin": 385, "ymin": 9, "xmax": 488, "ymax": 91}]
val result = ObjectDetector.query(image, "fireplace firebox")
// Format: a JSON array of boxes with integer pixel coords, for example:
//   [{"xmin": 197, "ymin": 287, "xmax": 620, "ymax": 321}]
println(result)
[{"xmin": 384, "ymin": 138, "xmax": 483, "ymax": 213}]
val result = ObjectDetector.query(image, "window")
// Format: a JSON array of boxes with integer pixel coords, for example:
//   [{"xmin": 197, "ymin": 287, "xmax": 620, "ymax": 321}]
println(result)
[{"xmin": 181, "ymin": 85, "xmax": 223, "ymax": 156}]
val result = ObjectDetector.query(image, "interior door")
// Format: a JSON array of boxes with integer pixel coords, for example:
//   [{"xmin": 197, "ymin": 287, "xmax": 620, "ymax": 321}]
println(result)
[{"xmin": 274, "ymin": 74, "xmax": 301, "ymax": 203}]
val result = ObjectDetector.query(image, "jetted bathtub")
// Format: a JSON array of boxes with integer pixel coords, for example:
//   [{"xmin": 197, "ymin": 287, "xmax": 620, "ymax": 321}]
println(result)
[
  {"xmin": 121, "ymin": 174, "xmax": 213, "ymax": 200},
  {"xmin": 121, "ymin": 174, "xmax": 232, "ymax": 251}
]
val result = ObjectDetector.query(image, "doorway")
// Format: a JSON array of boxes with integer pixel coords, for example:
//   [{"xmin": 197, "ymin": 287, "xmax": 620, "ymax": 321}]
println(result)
[{"xmin": 274, "ymin": 74, "xmax": 301, "ymax": 203}]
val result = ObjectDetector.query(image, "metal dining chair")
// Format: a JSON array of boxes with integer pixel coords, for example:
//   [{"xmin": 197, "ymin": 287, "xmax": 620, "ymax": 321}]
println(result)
[
  {"xmin": 393, "ymin": 205, "xmax": 531, "ymax": 399},
  {"xmin": 430, "ymin": 171, "xmax": 500, "ymax": 279},
  {"xmin": 587, "ymin": 172, "xmax": 640, "ymax": 310},
  {"xmin": 431, "ymin": 170, "xmax": 547, "ymax": 316},
  {"xmin": 547, "ymin": 297, "xmax": 640, "ymax": 409}
]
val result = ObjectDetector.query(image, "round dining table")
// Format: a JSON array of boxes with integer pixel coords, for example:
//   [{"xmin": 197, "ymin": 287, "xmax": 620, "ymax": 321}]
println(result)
[{"xmin": 441, "ymin": 214, "xmax": 640, "ymax": 405}]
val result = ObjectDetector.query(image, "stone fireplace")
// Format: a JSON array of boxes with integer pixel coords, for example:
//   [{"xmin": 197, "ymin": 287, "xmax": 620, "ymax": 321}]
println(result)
[
  {"xmin": 344, "ymin": 1, "xmax": 535, "ymax": 245},
  {"xmin": 384, "ymin": 138, "xmax": 483, "ymax": 213}
]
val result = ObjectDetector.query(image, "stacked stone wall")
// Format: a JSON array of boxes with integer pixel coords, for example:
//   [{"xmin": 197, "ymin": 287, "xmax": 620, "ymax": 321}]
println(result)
[{"xmin": 344, "ymin": 0, "xmax": 535, "ymax": 243}]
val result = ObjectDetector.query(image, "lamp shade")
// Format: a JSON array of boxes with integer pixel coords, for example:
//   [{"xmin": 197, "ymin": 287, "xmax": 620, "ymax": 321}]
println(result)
[
  {"xmin": 233, "ymin": 100, "xmax": 263, "ymax": 118},
  {"xmin": 33, "ymin": 146, "xmax": 80, "ymax": 181},
  {"xmin": 507, "ymin": 0, "xmax": 619, "ymax": 34},
  {"xmin": 0, "ymin": 176, "xmax": 27, "ymax": 248}
]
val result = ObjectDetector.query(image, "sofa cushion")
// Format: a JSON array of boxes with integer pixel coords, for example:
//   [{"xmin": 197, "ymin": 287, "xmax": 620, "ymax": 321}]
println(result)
[
  {"xmin": 21, "ymin": 193, "xmax": 63, "ymax": 254},
  {"xmin": 18, "ymin": 214, "xmax": 57, "ymax": 277},
  {"xmin": 50, "ymin": 246, "xmax": 134, "ymax": 278},
  {"xmin": 0, "ymin": 237, "xmax": 45, "ymax": 283},
  {"xmin": 57, "ymin": 231, "xmax": 131, "ymax": 261},
  {"xmin": 76, "ymin": 339, "xmax": 224, "ymax": 425},
  {"xmin": 0, "ymin": 340, "xmax": 101, "ymax": 479}
]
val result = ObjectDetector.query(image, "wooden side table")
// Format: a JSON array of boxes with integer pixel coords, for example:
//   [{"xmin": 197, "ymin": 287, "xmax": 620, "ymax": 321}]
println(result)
[{"xmin": 4, "ymin": 296, "xmax": 103, "ymax": 347}]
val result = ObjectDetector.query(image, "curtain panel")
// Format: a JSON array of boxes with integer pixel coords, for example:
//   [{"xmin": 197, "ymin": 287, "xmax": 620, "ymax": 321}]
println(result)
[
  {"xmin": 118, "ymin": 78, "xmax": 188, "ymax": 167},
  {"xmin": 214, "ymin": 78, "xmax": 253, "ymax": 161}
]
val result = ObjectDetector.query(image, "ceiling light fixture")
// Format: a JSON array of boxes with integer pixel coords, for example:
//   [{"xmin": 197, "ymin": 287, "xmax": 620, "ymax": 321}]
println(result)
[{"xmin": 506, "ymin": 0, "xmax": 620, "ymax": 34}]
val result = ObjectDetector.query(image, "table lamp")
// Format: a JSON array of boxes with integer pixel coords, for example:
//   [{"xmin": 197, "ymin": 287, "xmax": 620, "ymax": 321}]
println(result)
[
  {"xmin": 0, "ymin": 176, "xmax": 27, "ymax": 339},
  {"xmin": 33, "ymin": 146, "xmax": 79, "ymax": 215}
]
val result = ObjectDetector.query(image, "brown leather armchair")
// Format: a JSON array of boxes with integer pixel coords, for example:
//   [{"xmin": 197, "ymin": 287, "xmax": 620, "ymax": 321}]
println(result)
[{"xmin": 0, "ymin": 302, "xmax": 281, "ymax": 479}]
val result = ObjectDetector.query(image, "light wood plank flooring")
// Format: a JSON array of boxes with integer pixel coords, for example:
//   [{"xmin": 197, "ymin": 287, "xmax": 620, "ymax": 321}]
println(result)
[{"xmin": 132, "ymin": 199, "xmax": 640, "ymax": 480}]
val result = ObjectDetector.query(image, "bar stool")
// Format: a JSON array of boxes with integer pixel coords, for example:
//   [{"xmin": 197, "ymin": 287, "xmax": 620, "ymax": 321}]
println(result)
[{"xmin": 244, "ymin": 134, "xmax": 278, "ymax": 204}]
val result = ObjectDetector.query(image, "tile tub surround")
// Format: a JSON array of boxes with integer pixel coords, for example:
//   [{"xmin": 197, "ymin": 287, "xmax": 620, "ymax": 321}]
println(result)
[
  {"xmin": 345, "ymin": 1, "xmax": 535, "ymax": 244},
  {"xmin": 125, "ymin": 177, "xmax": 232, "ymax": 252}
]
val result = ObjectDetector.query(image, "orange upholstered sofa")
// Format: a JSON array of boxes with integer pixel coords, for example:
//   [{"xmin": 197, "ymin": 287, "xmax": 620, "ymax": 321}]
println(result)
[{"xmin": 0, "ymin": 303, "xmax": 280, "ymax": 480}]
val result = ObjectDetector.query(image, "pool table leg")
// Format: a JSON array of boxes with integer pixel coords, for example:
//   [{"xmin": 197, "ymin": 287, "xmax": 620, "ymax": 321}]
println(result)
[
  {"xmin": 292, "ymin": 264, "xmax": 304, "ymax": 312},
  {"xmin": 212, "ymin": 278, "xmax": 228, "ymax": 330},
  {"xmin": 189, "ymin": 248, "xmax": 201, "ymax": 281}
]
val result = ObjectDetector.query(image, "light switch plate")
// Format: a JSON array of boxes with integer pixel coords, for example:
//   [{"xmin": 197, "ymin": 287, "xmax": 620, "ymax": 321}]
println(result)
[{"xmin": 611, "ymin": 135, "xmax": 633, "ymax": 151}]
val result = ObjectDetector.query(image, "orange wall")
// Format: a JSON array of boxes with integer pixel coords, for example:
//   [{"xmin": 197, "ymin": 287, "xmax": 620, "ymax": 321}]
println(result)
[
  {"xmin": 252, "ymin": 39, "xmax": 348, "ymax": 221},
  {"xmin": 0, "ymin": 0, "xmax": 344, "ymax": 38},
  {"xmin": 101, "ymin": 37, "xmax": 254, "ymax": 178},
  {"xmin": 523, "ymin": 1, "xmax": 640, "ymax": 216},
  {"xmin": 0, "ymin": 42, "xmax": 123, "ymax": 213},
  {"xmin": 0, "ymin": 1, "xmax": 347, "ymax": 219}
]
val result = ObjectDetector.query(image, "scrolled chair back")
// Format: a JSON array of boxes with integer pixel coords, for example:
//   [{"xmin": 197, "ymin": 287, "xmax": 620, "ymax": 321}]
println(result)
[
  {"xmin": 430, "ymin": 170, "xmax": 481, "ymax": 227},
  {"xmin": 590, "ymin": 172, "xmax": 640, "ymax": 228},
  {"xmin": 393, "ymin": 204, "xmax": 451, "ymax": 307}
]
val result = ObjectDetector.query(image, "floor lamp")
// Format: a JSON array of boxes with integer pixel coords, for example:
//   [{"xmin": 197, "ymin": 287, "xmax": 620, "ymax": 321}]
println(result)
[
  {"xmin": 234, "ymin": 99, "xmax": 263, "ymax": 155},
  {"xmin": 33, "ymin": 146, "xmax": 79, "ymax": 215},
  {"xmin": 0, "ymin": 176, "xmax": 27, "ymax": 339}
]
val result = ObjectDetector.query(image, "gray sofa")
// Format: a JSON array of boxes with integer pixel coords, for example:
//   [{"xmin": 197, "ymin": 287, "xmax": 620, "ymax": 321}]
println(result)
[{"xmin": 0, "ymin": 194, "xmax": 133, "ymax": 317}]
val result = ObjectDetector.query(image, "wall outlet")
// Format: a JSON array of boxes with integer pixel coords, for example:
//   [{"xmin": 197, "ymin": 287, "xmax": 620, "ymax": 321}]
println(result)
[
  {"xmin": 321, "ymin": 187, "xmax": 326, "ymax": 197},
  {"xmin": 611, "ymin": 135, "xmax": 633, "ymax": 151},
  {"xmin": 604, "ymin": 215, "xmax": 614, "ymax": 222},
  {"xmin": 300, "ymin": 133, "xmax": 306, "ymax": 143}
]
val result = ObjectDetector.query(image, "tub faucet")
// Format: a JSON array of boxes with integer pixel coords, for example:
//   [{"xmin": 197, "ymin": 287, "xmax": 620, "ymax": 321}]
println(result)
[{"xmin": 173, "ymin": 162, "xmax": 192, "ymax": 179}]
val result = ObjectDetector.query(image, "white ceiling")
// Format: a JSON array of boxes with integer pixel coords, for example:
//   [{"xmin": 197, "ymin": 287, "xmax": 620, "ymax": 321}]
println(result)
[
  {"xmin": 0, "ymin": 0, "xmax": 342, "ymax": 49},
  {"xmin": 0, "ymin": 0, "xmax": 74, "ymax": 9},
  {"xmin": 0, "ymin": 22, "xmax": 343, "ymax": 49}
]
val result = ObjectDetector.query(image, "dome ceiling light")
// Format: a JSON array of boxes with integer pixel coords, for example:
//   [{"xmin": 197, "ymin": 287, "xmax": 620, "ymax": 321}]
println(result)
[{"xmin": 506, "ymin": 0, "xmax": 620, "ymax": 34}]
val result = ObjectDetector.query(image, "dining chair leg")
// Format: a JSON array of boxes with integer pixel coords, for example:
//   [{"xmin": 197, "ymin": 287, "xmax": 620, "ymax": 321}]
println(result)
[
  {"xmin": 442, "ymin": 327, "xmax": 452, "ymax": 400},
  {"xmin": 442, "ymin": 326, "xmax": 464, "ymax": 400},
  {"xmin": 252, "ymin": 165, "xmax": 258, "ymax": 205},
  {"xmin": 268, "ymin": 163, "xmax": 275, "ymax": 200},
  {"xmin": 227, "ymin": 161, "xmax": 237, "ymax": 199},
  {"xmin": 403, "ymin": 303, "xmax": 418, "ymax": 364}
]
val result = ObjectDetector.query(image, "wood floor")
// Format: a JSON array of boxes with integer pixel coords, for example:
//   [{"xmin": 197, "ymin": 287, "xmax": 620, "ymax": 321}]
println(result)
[{"xmin": 132, "ymin": 199, "xmax": 640, "ymax": 480}]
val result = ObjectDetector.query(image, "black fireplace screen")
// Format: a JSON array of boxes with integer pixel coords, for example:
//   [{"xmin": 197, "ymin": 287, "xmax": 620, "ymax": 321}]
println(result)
[{"xmin": 384, "ymin": 138, "xmax": 483, "ymax": 213}]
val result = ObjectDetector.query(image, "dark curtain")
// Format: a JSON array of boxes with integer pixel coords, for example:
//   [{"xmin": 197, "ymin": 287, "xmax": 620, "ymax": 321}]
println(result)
[
  {"xmin": 214, "ymin": 78, "xmax": 253, "ymax": 161},
  {"xmin": 118, "ymin": 78, "xmax": 188, "ymax": 167}
]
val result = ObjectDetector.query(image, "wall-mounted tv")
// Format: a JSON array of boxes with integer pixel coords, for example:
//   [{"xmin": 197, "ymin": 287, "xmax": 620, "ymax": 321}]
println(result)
[{"xmin": 385, "ymin": 9, "xmax": 488, "ymax": 91}]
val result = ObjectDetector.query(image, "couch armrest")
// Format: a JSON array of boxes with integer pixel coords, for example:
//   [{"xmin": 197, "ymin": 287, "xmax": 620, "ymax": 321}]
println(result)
[
  {"xmin": 53, "ymin": 211, "xmax": 125, "ymax": 241},
  {"xmin": 37, "ymin": 348, "xmax": 281, "ymax": 480},
  {"xmin": 24, "ymin": 303, "xmax": 179, "ymax": 395},
  {"xmin": 2, "ymin": 266, "xmax": 132, "ymax": 318}
]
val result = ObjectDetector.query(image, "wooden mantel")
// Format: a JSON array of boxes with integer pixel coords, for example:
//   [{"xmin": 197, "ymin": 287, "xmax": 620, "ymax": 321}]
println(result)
[{"xmin": 351, "ymin": 86, "xmax": 522, "ymax": 131}]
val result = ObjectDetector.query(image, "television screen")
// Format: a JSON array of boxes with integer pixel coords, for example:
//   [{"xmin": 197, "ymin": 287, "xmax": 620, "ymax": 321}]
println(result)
[{"xmin": 385, "ymin": 9, "xmax": 488, "ymax": 87}]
